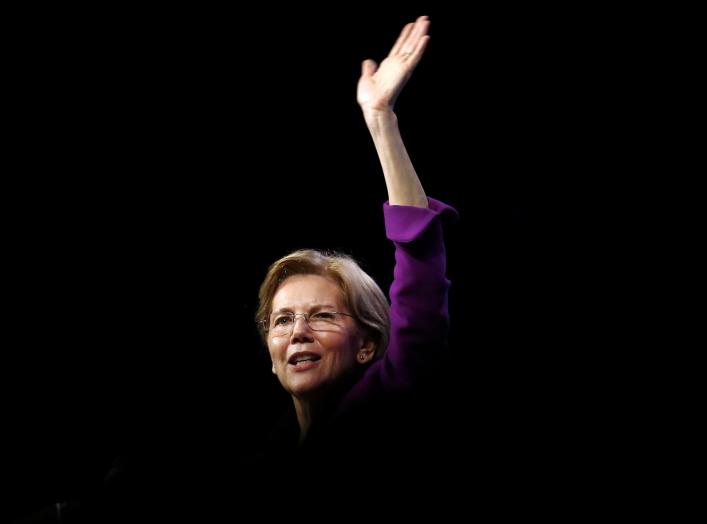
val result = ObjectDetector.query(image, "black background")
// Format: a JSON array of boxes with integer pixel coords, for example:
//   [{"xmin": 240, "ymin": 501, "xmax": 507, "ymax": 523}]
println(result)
[{"xmin": 4, "ymin": 4, "xmax": 645, "ymax": 519}]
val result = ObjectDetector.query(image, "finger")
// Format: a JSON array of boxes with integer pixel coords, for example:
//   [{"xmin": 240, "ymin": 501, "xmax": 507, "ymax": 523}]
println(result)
[
  {"xmin": 361, "ymin": 59, "xmax": 378, "ymax": 77},
  {"xmin": 407, "ymin": 34, "xmax": 430, "ymax": 69},
  {"xmin": 390, "ymin": 22, "xmax": 414, "ymax": 56},
  {"xmin": 404, "ymin": 16, "xmax": 430, "ymax": 54}
]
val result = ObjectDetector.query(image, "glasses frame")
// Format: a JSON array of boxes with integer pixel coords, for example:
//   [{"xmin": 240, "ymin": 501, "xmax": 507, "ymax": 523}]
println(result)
[{"xmin": 260, "ymin": 311, "xmax": 355, "ymax": 338}]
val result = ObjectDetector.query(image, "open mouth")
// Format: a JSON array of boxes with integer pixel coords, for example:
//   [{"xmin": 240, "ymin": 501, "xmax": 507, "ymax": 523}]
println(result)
[{"xmin": 288, "ymin": 352, "xmax": 322, "ymax": 368}]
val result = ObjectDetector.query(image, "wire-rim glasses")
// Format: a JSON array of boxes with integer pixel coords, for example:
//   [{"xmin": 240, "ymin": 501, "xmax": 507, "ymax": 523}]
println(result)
[{"xmin": 262, "ymin": 311, "xmax": 354, "ymax": 338}]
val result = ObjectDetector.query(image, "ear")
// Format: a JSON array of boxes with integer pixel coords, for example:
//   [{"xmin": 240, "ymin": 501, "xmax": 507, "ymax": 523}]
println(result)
[
  {"xmin": 356, "ymin": 337, "xmax": 376, "ymax": 364},
  {"xmin": 272, "ymin": 363, "xmax": 277, "ymax": 375}
]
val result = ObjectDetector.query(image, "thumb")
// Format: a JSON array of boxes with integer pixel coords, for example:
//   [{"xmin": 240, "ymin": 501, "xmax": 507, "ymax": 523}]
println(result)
[{"xmin": 361, "ymin": 59, "xmax": 378, "ymax": 77}]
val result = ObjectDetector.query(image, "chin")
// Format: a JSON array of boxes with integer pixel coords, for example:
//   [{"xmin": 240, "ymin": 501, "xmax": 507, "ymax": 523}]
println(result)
[
  {"xmin": 292, "ymin": 382, "xmax": 326, "ymax": 398},
  {"xmin": 285, "ymin": 376, "xmax": 333, "ymax": 399}
]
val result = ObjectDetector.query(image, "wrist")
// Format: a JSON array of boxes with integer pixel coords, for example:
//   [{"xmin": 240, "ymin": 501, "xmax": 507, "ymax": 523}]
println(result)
[{"xmin": 362, "ymin": 108, "xmax": 398, "ymax": 132}]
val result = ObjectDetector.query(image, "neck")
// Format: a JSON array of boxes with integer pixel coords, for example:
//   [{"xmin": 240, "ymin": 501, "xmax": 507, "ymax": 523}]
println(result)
[
  {"xmin": 292, "ymin": 390, "xmax": 341, "ymax": 444},
  {"xmin": 293, "ymin": 396, "xmax": 318, "ymax": 443},
  {"xmin": 291, "ymin": 369, "xmax": 363, "ymax": 443}
]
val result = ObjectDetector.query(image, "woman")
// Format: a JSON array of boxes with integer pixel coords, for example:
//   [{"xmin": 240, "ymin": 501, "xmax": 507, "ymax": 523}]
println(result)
[
  {"xmin": 255, "ymin": 15, "xmax": 458, "ymax": 464},
  {"xmin": 10, "ymin": 16, "xmax": 458, "ymax": 523}
]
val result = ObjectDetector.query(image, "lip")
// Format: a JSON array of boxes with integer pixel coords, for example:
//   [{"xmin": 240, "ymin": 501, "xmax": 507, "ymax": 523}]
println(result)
[{"xmin": 288, "ymin": 351, "xmax": 322, "ymax": 371}]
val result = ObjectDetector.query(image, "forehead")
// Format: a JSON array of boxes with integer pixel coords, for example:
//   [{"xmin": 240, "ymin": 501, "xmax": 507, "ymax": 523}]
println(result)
[{"xmin": 271, "ymin": 274, "xmax": 343, "ymax": 310}]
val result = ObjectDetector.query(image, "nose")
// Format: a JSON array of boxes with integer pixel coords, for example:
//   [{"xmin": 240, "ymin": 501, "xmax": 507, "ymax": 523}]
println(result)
[{"xmin": 290, "ymin": 314, "xmax": 314, "ymax": 342}]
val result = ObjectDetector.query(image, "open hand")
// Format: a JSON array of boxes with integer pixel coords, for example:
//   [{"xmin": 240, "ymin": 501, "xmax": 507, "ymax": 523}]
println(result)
[{"xmin": 357, "ymin": 16, "xmax": 430, "ymax": 116}]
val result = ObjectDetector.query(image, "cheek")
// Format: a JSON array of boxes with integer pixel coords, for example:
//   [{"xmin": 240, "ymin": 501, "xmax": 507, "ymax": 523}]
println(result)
[
  {"xmin": 267, "ymin": 341, "xmax": 283, "ymax": 362},
  {"xmin": 330, "ymin": 334, "xmax": 361, "ymax": 360},
  {"xmin": 267, "ymin": 343, "xmax": 282, "ymax": 374}
]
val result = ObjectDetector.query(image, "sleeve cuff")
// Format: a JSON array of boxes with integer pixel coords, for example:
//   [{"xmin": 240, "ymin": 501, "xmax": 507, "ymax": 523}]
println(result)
[{"xmin": 383, "ymin": 197, "xmax": 459, "ymax": 243}]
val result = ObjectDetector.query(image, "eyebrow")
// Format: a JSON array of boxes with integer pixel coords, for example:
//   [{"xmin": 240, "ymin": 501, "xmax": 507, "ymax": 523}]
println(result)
[{"xmin": 271, "ymin": 304, "xmax": 338, "ymax": 315}]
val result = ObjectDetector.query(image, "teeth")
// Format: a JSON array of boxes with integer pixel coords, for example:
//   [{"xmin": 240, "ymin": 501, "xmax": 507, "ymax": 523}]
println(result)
[{"xmin": 292, "ymin": 355, "xmax": 317, "ymax": 364}]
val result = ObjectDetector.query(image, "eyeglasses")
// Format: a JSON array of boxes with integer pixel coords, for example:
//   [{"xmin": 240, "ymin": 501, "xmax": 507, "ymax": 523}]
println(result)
[{"xmin": 263, "ymin": 311, "xmax": 355, "ymax": 338}]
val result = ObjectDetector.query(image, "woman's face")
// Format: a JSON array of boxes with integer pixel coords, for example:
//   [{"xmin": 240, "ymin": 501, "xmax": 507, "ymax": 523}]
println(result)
[{"xmin": 267, "ymin": 274, "xmax": 372, "ymax": 399}]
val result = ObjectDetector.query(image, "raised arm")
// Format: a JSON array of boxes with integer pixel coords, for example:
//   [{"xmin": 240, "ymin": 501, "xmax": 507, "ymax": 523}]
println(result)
[
  {"xmin": 357, "ymin": 15, "xmax": 430, "ymax": 208},
  {"xmin": 344, "ymin": 16, "xmax": 458, "ymax": 397}
]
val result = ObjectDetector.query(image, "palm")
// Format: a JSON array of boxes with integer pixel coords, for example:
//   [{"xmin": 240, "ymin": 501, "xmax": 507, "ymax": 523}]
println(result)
[{"xmin": 357, "ymin": 16, "xmax": 430, "ymax": 113}]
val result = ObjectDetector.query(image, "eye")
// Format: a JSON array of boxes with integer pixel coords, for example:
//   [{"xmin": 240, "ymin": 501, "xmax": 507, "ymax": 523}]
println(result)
[
  {"xmin": 311, "ymin": 311, "xmax": 336, "ymax": 320},
  {"xmin": 273, "ymin": 315, "xmax": 293, "ymax": 326}
]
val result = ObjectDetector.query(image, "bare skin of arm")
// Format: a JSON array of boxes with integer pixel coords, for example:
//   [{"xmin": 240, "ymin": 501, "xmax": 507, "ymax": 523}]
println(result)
[{"xmin": 357, "ymin": 16, "xmax": 431, "ymax": 209}]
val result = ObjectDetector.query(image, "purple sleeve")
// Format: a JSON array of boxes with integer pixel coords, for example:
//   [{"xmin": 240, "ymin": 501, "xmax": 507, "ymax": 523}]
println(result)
[{"xmin": 342, "ymin": 197, "xmax": 459, "ymax": 406}]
